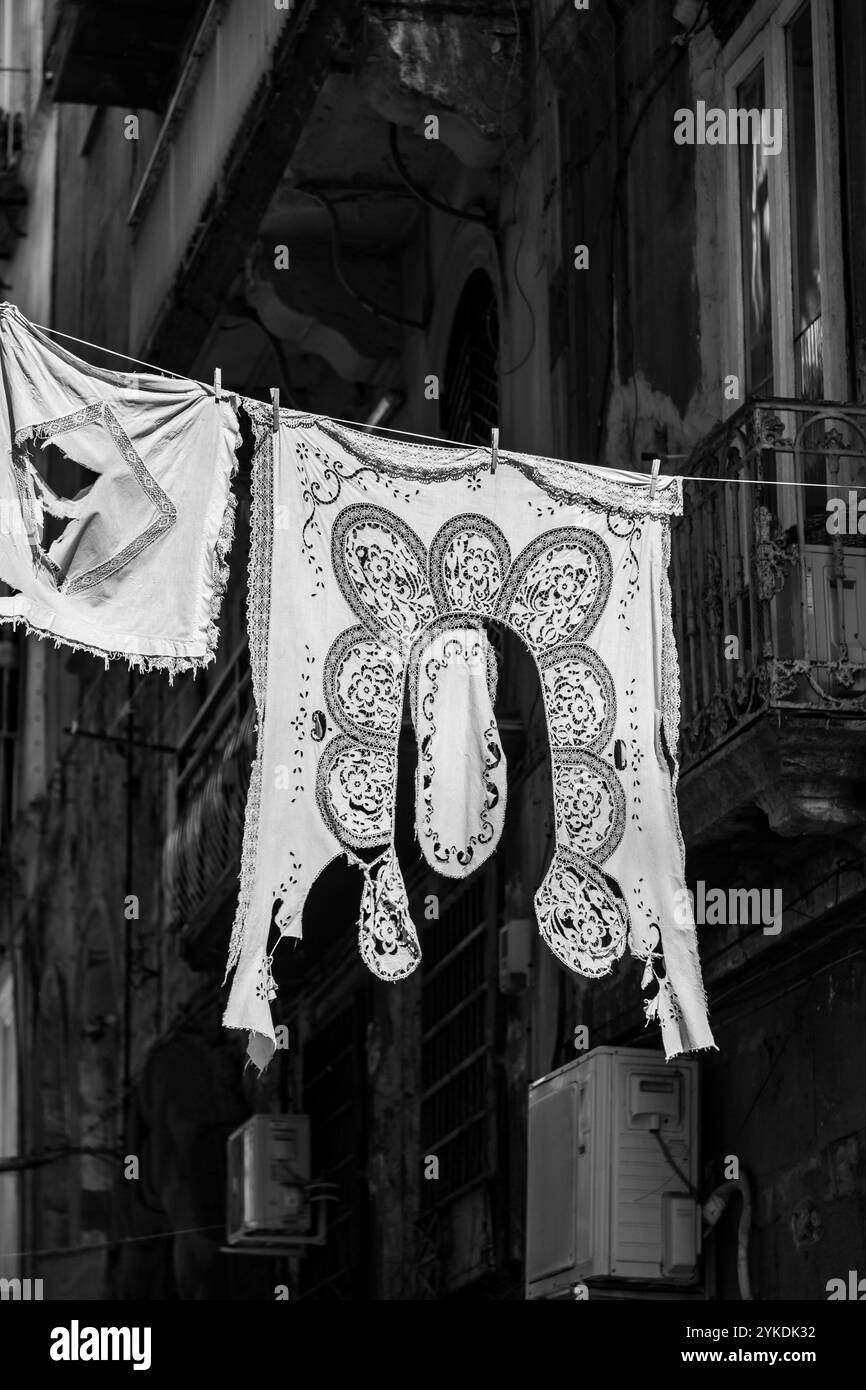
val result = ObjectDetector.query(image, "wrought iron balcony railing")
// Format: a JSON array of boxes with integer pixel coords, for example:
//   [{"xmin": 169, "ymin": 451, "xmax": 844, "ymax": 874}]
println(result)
[{"xmin": 671, "ymin": 397, "xmax": 866, "ymax": 773}]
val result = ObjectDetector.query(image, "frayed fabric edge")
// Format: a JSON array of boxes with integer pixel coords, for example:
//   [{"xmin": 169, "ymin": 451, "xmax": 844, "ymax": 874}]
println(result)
[
  {"xmin": 224, "ymin": 410, "xmax": 274, "ymax": 984},
  {"xmin": 661, "ymin": 1038, "xmax": 720, "ymax": 1062},
  {"xmin": 0, "ymin": 610, "xmax": 212, "ymax": 682},
  {"xmin": 223, "ymin": 1022, "xmax": 275, "ymax": 1076},
  {"xmin": 202, "ymin": 406, "xmax": 243, "ymax": 667}
]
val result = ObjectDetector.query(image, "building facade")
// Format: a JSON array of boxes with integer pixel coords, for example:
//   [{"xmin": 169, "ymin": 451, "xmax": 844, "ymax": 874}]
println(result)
[{"xmin": 1, "ymin": 0, "xmax": 865, "ymax": 1299}]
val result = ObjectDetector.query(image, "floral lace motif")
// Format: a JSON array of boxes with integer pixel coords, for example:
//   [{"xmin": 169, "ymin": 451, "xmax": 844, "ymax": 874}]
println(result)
[
  {"xmin": 323, "ymin": 624, "xmax": 403, "ymax": 748},
  {"xmin": 332, "ymin": 504, "xmax": 436, "ymax": 648},
  {"xmin": 428, "ymin": 514, "xmax": 511, "ymax": 614},
  {"xmin": 552, "ymin": 749, "xmax": 626, "ymax": 861},
  {"xmin": 496, "ymin": 528, "xmax": 612, "ymax": 651},
  {"xmin": 357, "ymin": 849, "xmax": 422, "ymax": 981},
  {"xmin": 316, "ymin": 733, "xmax": 396, "ymax": 848},
  {"xmin": 535, "ymin": 848, "xmax": 629, "ymax": 978},
  {"xmin": 540, "ymin": 642, "xmax": 616, "ymax": 749},
  {"xmin": 317, "ymin": 502, "xmax": 632, "ymax": 979}
]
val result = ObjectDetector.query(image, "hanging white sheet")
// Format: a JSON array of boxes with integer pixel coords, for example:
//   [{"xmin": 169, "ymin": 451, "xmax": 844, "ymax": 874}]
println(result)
[
  {"xmin": 0, "ymin": 303, "xmax": 240, "ymax": 674},
  {"xmin": 223, "ymin": 405, "xmax": 716, "ymax": 1070}
]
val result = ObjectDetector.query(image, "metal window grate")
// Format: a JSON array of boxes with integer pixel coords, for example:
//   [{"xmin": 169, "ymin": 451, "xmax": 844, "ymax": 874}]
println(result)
[
  {"xmin": 441, "ymin": 270, "xmax": 499, "ymax": 445},
  {"xmin": 794, "ymin": 314, "xmax": 823, "ymax": 402},
  {"xmin": 420, "ymin": 869, "xmax": 497, "ymax": 1211}
]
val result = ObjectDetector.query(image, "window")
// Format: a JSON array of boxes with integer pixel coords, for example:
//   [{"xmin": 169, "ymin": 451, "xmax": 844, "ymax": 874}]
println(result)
[
  {"xmin": 738, "ymin": 61, "xmax": 774, "ymax": 396},
  {"xmin": 789, "ymin": 4, "xmax": 822, "ymax": 400},
  {"xmin": 725, "ymin": 0, "xmax": 846, "ymax": 405},
  {"xmin": 441, "ymin": 270, "xmax": 499, "ymax": 445},
  {"xmin": 725, "ymin": 0, "xmax": 857, "ymax": 542}
]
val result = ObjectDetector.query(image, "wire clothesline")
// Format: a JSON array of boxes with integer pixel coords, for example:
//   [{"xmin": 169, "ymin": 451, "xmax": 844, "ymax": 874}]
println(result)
[{"xmin": 28, "ymin": 317, "xmax": 857, "ymax": 491}]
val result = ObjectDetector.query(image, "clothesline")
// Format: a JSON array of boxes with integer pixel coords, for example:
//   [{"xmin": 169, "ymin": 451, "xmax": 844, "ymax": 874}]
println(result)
[
  {"xmin": 0, "ymin": 302, "xmax": 719, "ymax": 1064},
  {"xmin": 29, "ymin": 317, "xmax": 855, "ymax": 492}
]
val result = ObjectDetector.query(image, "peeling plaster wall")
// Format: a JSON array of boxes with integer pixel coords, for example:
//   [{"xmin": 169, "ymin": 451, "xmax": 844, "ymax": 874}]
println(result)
[{"xmin": 706, "ymin": 961, "xmax": 866, "ymax": 1299}]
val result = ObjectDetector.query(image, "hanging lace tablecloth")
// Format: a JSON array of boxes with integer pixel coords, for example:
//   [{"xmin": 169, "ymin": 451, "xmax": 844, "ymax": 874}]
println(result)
[{"xmin": 224, "ymin": 405, "xmax": 716, "ymax": 1068}]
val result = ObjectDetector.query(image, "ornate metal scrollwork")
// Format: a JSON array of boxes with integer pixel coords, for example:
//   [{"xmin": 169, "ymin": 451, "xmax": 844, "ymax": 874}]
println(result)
[{"xmin": 754, "ymin": 506, "xmax": 799, "ymax": 603}]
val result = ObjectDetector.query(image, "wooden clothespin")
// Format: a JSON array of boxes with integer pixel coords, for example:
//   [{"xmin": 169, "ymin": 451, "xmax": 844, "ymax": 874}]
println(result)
[
  {"xmin": 490, "ymin": 427, "xmax": 499, "ymax": 475},
  {"xmin": 213, "ymin": 368, "xmax": 222, "ymax": 401},
  {"xmin": 649, "ymin": 455, "xmax": 661, "ymax": 501},
  {"xmin": 270, "ymin": 387, "xmax": 280, "ymax": 434}
]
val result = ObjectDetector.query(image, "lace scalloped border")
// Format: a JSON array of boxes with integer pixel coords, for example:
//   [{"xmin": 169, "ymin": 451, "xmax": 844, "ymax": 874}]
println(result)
[
  {"xmin": 241, "ymin": 400, "xmax": 683, "ymax": 520},
  {"xmin": 224, "ymin": 409, "xmax": 273, "ymax": 981}
]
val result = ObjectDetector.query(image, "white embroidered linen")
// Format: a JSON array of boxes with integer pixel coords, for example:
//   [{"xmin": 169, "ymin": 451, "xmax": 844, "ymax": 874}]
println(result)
[
  {"xmin": 411, "ymin": 624, "xmax": 505, "ymax": 878},
  {"xmin": 0, "ymin": 303, "xmax": 240, "ymax": 673},
  {"xmin": 224, "ymin": 407, "xmax": 716, "ymax": 1068}
]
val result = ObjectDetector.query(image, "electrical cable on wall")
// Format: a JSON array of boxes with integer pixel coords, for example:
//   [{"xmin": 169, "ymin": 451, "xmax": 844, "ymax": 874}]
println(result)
[
  {"xmin": 387, "ymin": 123, "xmax": 495, "ymax": 229},
  {"xmin": 296, "ymin": 187, "xmax": 430, "ymax": 331}
]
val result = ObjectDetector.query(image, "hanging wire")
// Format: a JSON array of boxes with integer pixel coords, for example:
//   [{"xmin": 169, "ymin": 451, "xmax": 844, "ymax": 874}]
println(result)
[
  {"xmin": 5, "ymin": 1223, "xmax": 226, "ymax": 1262},
  {"xmin": 29, "ymin": 319, "xmax": 189, "ymax": 380},
  {"xmin": 23, "ymin": 315, "xmax": 853, "ymax": 489}
]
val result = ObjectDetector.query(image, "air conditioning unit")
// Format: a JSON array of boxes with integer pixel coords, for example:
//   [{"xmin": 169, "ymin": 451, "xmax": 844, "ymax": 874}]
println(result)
[
  {"xmin": 525, "ymin": 1046, "xmax": 700, "ymax": 1299},
  {"xmin": 226, "ymin": 1114, "xmax": 311, "ymax": 1246}
]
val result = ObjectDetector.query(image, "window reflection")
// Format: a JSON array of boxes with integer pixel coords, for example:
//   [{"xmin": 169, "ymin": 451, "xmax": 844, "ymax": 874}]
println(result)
[
  {"xmin": 790, "ymin": 3, "xmax": 823, "ymax": 402},
  {"xmin": 739, "ymin": 63, "xmax": 773, "ymax": 396}
]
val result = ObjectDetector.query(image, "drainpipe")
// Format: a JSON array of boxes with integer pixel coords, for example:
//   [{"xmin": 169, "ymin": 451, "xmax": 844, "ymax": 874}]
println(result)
[
  {"xmin": 826, "ymin": 449, "xmax": 848, "ymax": 672},
  {"xmin": 702, "ymin": 1170, "xmax": 754, "ymax": 1301}
]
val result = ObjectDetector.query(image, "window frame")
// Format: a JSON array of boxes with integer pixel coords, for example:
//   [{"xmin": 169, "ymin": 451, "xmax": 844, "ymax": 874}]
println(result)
[
  {"xmin": 440, "ymin": 268, "xmax": 500, "ymax": 447},
  {"xmin": 722, "ymin": 0, "xmax": 848, "ymax": 413}
]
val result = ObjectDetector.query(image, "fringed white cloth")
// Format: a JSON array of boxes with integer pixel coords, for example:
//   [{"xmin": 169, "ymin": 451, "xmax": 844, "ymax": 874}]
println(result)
[
  {"xmin": 223, "ymin": 406, "xmax": 716, "ymax": 1070},
  {"xmin": 0, "ymin": 303, "xmax": 240, "ymax": 675}
]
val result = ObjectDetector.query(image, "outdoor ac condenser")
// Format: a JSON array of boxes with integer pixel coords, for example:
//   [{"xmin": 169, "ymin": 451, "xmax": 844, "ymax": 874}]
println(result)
[
  {"xmin": 525, "ymin": 1046, "xmax": 700, "ymax": 1299},
  {"xmin": 226, "ymin": 1113, "xmax": 311, "ymax": 1246}
]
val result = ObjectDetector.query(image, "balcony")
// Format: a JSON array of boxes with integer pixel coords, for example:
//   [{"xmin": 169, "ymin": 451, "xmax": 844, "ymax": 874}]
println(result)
[
  {"xmin": 671, "ymin": 398, "xmax": 866, "ymax": 846},
  {"xmin": 127, "ymin": 0, "xmax": 299, "ymax": 354}
]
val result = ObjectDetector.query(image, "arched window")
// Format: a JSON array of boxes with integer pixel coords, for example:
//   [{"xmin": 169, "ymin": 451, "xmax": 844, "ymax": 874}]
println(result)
[{"xmin": 441, "ymin": 270, "xmax": 499, "ymax": 444}]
